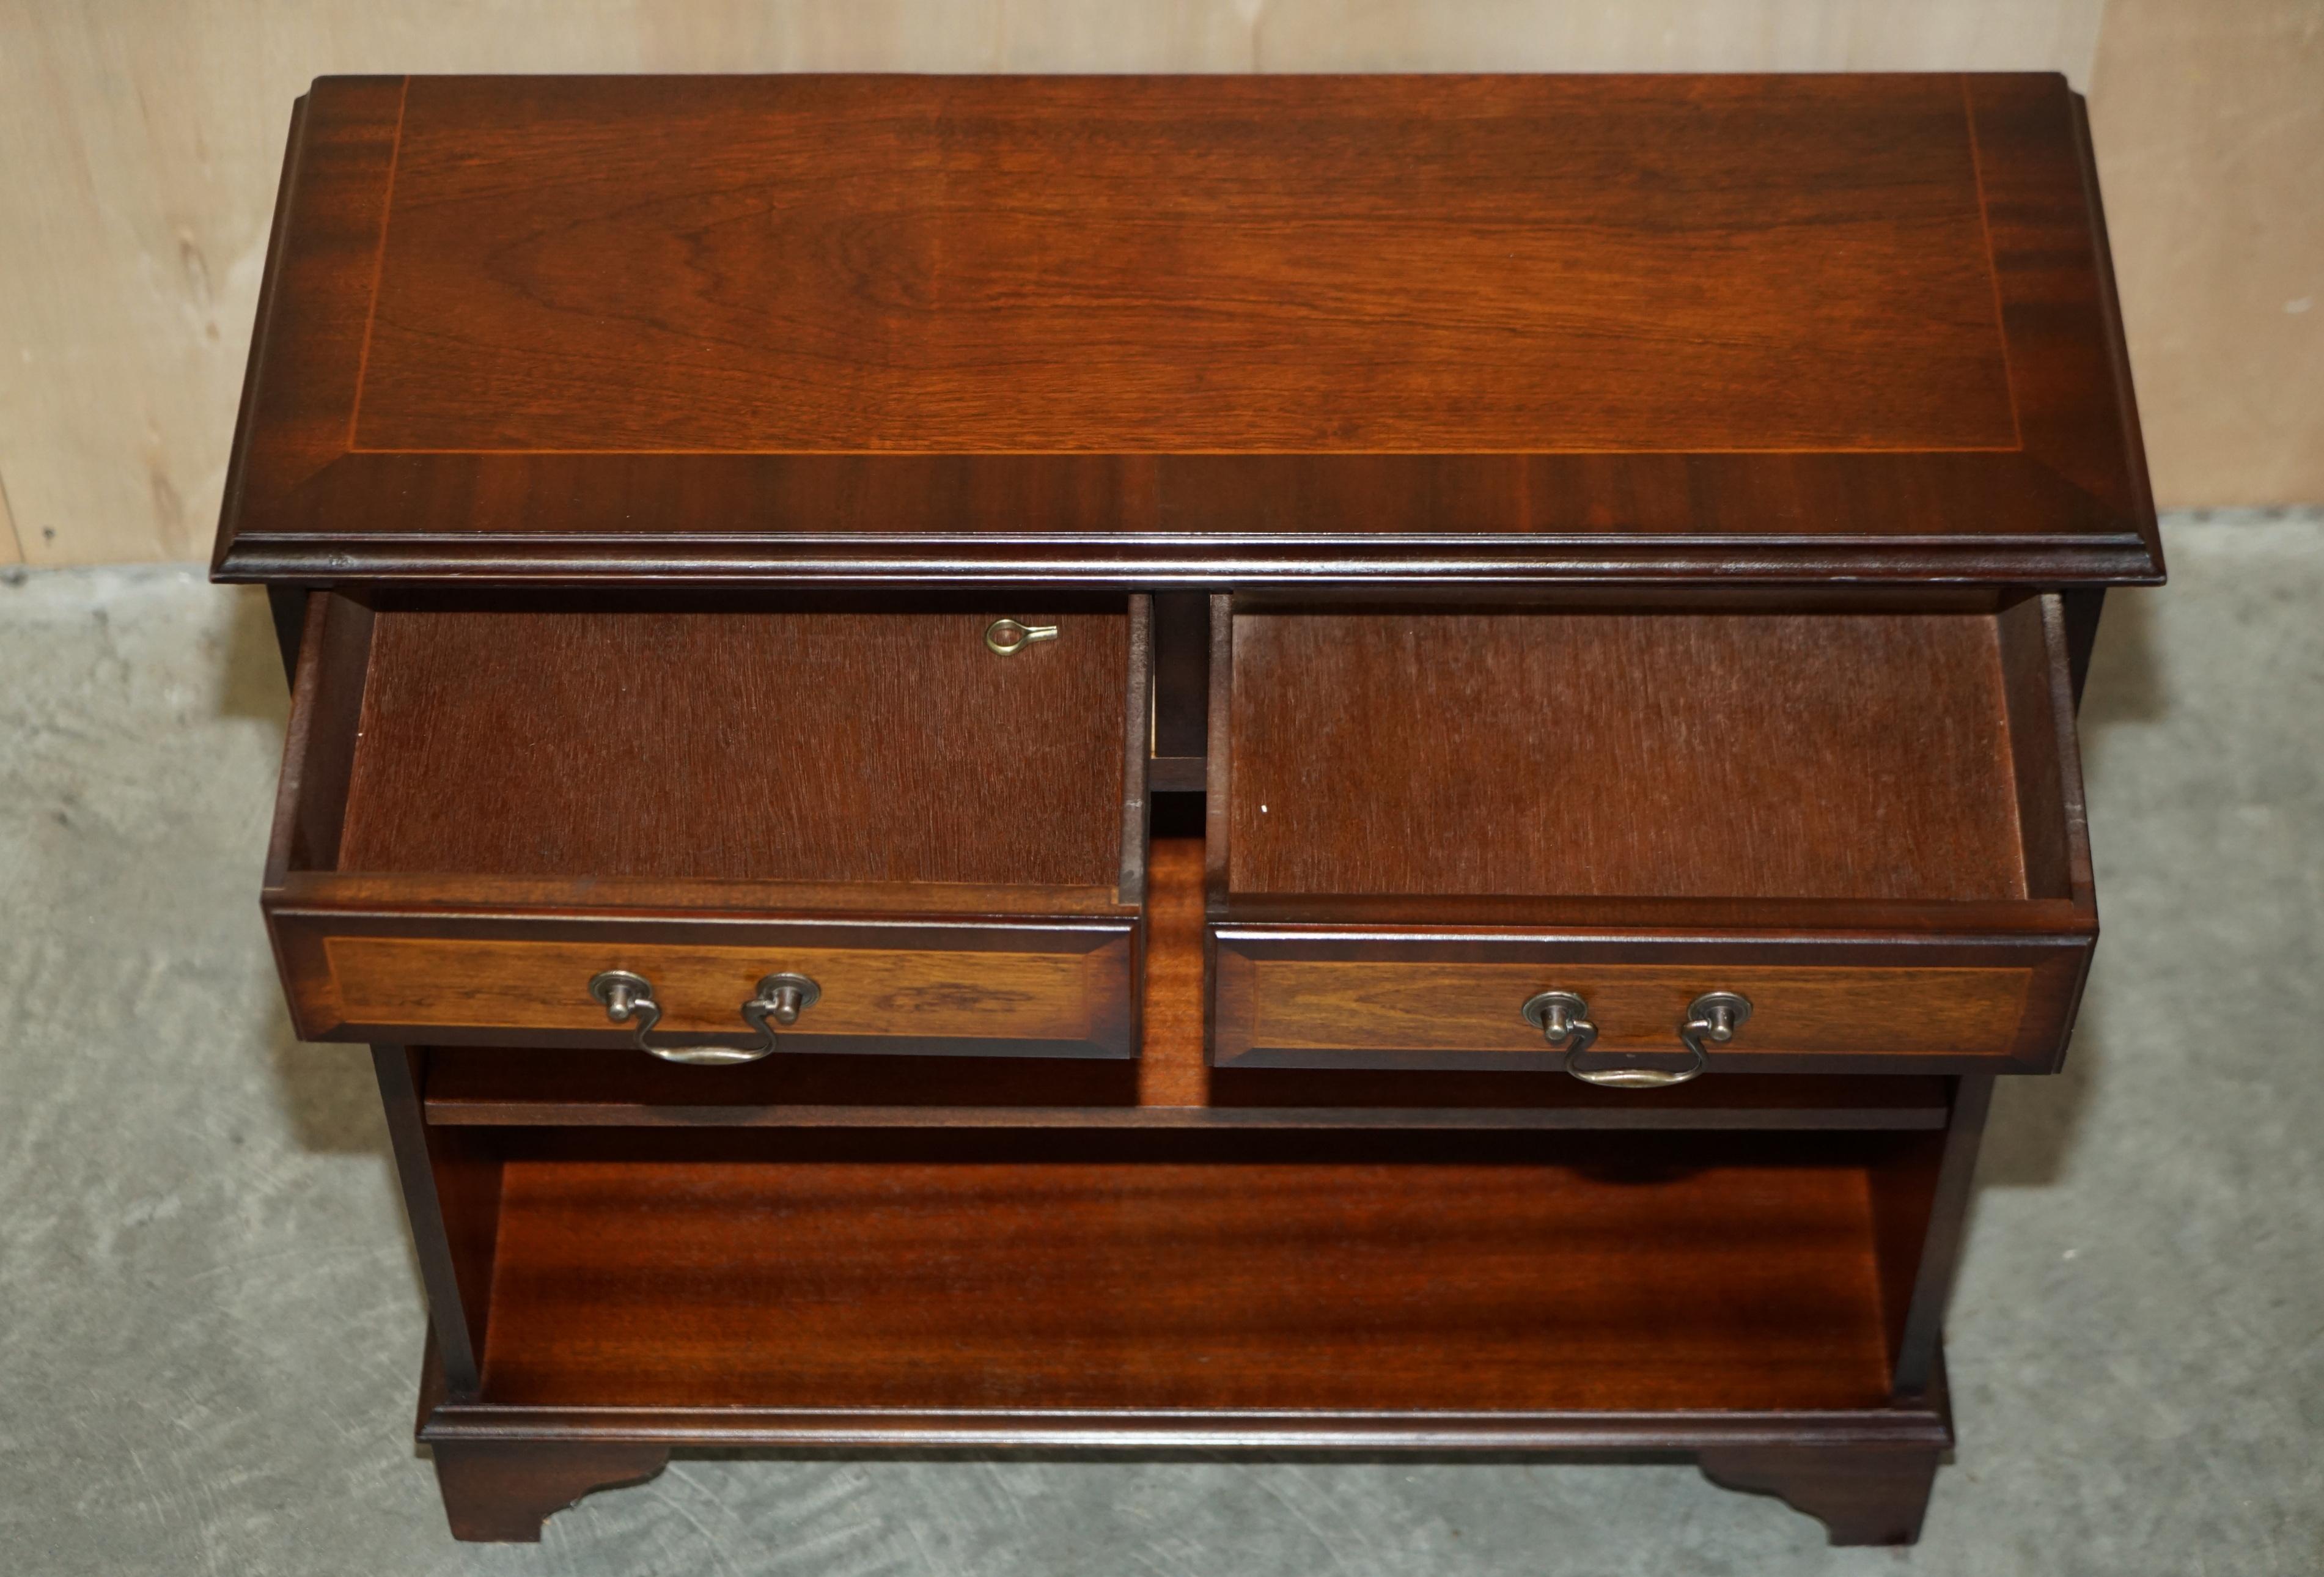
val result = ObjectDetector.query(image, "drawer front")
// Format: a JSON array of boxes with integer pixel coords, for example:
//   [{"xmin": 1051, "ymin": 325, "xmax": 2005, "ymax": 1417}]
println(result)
[
  {"xmin": 1212, "ymin": 933, "xmax": 2090, "ymax": 1075},
  {"xmin": 274, "ymin": 915, "xmax": 1138, "ymax": 1059}
]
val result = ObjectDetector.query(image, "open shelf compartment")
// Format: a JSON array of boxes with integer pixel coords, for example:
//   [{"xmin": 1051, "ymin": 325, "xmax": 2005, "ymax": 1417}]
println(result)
[{"xmin": 414, "ymin": 1124, "xmax": 1951, "ymax": 1425}]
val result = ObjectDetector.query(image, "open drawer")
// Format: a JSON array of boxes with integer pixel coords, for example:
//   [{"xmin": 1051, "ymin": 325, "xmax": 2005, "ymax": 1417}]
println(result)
[
  {"xmin": 264, "ymin": 596, "xmax": 1150, "ymax": 1060},
  {"xmin": 1207, "ymin": 595, "xmax": 2095, "ymax": 1078}
]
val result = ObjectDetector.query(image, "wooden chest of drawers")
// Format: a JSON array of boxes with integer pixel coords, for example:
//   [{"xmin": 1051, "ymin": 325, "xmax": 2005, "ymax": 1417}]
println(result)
[{"xmin": 215, "ymin": 72, "xmax": 2159, "ymax": 1546}]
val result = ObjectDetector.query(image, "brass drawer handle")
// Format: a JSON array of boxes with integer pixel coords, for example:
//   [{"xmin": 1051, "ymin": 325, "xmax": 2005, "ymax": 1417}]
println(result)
[
  {"xmin": 1526, "ymin": 989, "xmax": 1750, "ymax": 1089},
  {"xmin": 587, "ymin": 970, "xmax": 820, "ymax": 1065}
]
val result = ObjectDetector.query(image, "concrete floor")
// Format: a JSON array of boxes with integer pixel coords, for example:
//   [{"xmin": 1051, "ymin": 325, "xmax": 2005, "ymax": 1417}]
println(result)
[{"xmin": 2, "ymin": 515, "xmax": 2319, "ymax": 1575}]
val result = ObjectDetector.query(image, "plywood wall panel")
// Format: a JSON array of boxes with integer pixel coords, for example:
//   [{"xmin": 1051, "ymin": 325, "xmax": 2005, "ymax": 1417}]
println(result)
[
  {"xmin": 0, "ymin": 1, "xmax": 2136, "ymax": 565},
  {"xmin": 1251, "ymin": 0, "xmax": 2105, "ymax": 74},
  {"xmin": 2087, "ymin": 0, "xmax": 2324, "ymax": 508}
]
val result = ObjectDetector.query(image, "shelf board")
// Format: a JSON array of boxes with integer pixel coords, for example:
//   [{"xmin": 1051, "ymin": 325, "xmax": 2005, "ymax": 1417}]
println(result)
[{"xmin": 471, "ymin": 1131, "xmax": 1902, "ymax": 1417}]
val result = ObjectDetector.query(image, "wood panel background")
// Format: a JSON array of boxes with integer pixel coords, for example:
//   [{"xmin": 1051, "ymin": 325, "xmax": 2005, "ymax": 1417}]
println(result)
[
  {"xmin": 0, "ymin": 0, "xmax": 2308, "ymax": 567},
  {"xmin": 2087, "ymin": 1, "xmax": 2324, "ymax": 508}
]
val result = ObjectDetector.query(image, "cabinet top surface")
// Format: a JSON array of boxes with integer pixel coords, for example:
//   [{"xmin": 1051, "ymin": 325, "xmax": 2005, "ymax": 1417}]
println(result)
[{"xmin": 214, "ymin": 73, "xmax": 2160, "ymax": 589}]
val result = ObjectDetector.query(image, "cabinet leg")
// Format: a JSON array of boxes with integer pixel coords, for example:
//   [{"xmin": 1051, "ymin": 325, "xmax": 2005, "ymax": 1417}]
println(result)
[
  {"xmin": 429, "ymin": 1440, "xmax": 671, "ymax": 1542},
  {"xmin": 1696, "ymin": 1446, "xmax": 1941, "ymax": 1546}
]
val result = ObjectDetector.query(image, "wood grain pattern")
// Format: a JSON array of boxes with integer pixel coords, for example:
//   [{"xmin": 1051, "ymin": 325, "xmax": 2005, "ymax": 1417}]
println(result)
[
  {"xmin": 1212, "ymin": 927, "xmax": 2090, "ymax": 1075},
  {"xmin": 2089, "ymin": 0, "xmax": 2324, "ymax": 507},
  {"xmin": 337, "ymin": 607, "xmax": 1128, "ymax": 888},
  {"xmin": 219, "ymin": 78, "xmax": 406, "ymax": 538},
  {"xmin": 1969, "ymin": 75, "xmax": 2153, "ymax": 530},
  {"xmin": 208, "ymin": 72, "xmax": 2161, "ymax": 587},
  {"xmin": 260, "ymin": 594, "xmax": 1147, "ymax": 1057},
  {"xmin": 1212, "ymin": 600, "xmax": 2093, "ymax": 1076},
  {"xmin": 1229, "ymin": 609, "xmax": 2029, "ymax": 902},
  {"xmin": 166, "ymin": 59, "xmax": 2150, "ymax": 1552},
  {"xmin": 302, "ymin": 930, "xmax": 1136, "ymax": 1058},
  {"xmin": 1136, "ymin": 836, "xmax": 1210, "ymax": 1106},
  {"xmin": 1218, "ymin": 959, "xmax": 2032, "ymax": 1061},
  {"xmin": 356, "ymin": 75, "xmax": 2009, "ymax": 456},
  {"xmin": 469, "ymin": 1131, "xmax": 1899, "ymax": 1414}
]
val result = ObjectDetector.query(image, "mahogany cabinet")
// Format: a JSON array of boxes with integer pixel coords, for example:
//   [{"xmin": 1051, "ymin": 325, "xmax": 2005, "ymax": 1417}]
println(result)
[{"xmin": 215, "ymin": 72, "xmax": 2160, "ymax": 1547}]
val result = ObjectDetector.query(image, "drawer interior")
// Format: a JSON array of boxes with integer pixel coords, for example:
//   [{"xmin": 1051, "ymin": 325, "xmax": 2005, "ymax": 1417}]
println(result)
[
  {"xmin": 1220, "ymin": 597, "xmax": 2083, "ymax": 907},
  {"xmin": 285, "ymin": 598, "xmax": 1137, "ymax": 891}
]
